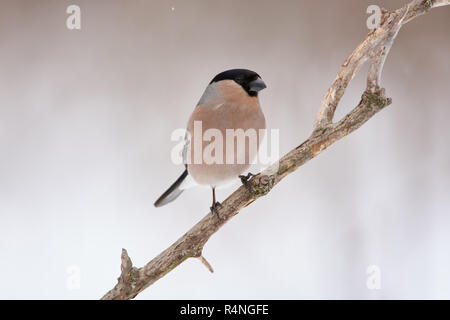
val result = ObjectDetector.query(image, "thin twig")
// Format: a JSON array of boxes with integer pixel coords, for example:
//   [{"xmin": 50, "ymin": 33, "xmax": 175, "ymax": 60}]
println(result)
[{"xmin": 198, "ymin": 256, "xmax": 214, "ymax": 273}]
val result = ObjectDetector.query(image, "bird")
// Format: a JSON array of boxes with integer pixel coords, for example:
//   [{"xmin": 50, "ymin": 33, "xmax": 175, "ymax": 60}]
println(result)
[{"xmin": 154, "ymin": 69, "xmax": 267, "ymax": 216}]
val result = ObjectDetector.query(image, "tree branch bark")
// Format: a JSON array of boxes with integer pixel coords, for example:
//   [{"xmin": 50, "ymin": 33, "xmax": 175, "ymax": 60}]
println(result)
[{"xmin": 101, "ymin": 0, "xmax": 449, "ymax": 300}]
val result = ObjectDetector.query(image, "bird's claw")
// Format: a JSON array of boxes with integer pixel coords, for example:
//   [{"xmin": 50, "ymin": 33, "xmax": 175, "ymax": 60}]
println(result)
[
  {"xmin": 210, "ymin": 201, "xmax": 222, "ymax": 219},
  {"xmin": 239, "ymin": 172, "xmax": 255, "ymax": 192}
]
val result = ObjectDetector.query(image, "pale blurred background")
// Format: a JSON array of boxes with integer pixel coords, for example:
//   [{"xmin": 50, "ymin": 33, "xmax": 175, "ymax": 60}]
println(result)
[{"xmin": 0, "ymin": 0, "xmax": 449, "ymax": 299}]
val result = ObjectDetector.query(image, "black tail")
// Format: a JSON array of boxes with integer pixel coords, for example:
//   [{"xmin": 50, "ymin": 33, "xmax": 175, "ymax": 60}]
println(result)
[{"xmin": 154, "ymin": 169, "xmax": 188, "ymax": 207}]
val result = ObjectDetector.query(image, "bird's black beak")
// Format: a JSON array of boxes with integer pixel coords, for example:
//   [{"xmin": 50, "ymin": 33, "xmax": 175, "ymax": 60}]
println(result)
[{"xmin": 249, "ymin": 77, "xmax": 267, "ymax": 93}]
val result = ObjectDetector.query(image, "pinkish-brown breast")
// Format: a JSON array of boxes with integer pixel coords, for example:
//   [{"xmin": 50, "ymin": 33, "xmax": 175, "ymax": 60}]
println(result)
[{"xmin": 186, "ymin": 80, "xmax": 266, "ymax": 186}]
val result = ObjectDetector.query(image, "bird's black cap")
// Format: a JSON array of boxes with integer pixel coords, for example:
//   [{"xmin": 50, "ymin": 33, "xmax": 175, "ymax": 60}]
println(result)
[{"xmin": 209, "ymin": 69, "xmax": 266, "ymax": 97}]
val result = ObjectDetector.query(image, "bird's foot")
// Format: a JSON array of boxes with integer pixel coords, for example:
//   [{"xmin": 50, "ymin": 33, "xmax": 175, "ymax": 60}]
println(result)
[
  {"xmin": 239, "ymin": 172, "xmax": 255, "ymax": 192},
  {"xmin": 210, "ymin": 201, "xmax": 223, "ymax": 219}
]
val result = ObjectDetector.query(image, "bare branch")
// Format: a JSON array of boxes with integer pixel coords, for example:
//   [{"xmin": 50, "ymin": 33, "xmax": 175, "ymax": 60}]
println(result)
[
  {"xmin": 367, "ymin": 5, "xmax": 409, "ymax": 92},
  {"xmin": 101, "ymin": 0, "xmax": 449, "ymax": 300},
  {"xmin": 314, "ymin": 0, "xmax": 447, "ymax": 129}
]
